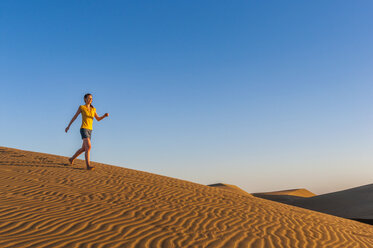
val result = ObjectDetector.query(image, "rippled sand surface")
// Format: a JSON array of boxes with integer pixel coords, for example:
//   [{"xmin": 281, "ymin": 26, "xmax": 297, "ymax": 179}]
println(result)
[{"xmin": 0, "ymin": 146, "xmax": 372, "ymax": 248}]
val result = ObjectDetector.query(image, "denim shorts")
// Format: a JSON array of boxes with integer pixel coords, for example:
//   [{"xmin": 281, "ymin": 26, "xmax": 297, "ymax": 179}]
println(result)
[{"xmin": 80, "ymin": 128, "xmax": 92, "ymax": 139}]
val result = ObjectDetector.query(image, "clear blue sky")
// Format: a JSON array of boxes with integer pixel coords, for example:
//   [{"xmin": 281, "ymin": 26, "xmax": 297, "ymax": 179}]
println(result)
[{"xmin": 1, "ymin": 0, "xmax": 372, "ymax": 194}]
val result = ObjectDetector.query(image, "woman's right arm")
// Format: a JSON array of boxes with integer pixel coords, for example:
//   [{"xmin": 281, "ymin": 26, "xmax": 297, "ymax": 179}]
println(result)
[{"xmin": 65, "ymin": 107, "xmax": 81, "ymax": 133}]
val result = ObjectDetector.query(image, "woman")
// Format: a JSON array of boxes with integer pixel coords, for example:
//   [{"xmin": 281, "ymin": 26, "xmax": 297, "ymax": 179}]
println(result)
[{"xmin": 65, "ymin": 93, "xmax": 109, "ymax": 170}]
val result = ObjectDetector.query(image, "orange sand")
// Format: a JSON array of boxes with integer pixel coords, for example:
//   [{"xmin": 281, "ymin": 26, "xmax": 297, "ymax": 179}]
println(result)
[{"xmin": 0, "ymin": 146, "xmax": 372, "ymax": 247}]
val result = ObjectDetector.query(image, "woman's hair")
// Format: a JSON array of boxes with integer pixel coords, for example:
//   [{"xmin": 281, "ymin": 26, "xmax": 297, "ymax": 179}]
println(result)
[{"xmin": 84, "ymin": 93, "xmax": 94, "ymax": 108}]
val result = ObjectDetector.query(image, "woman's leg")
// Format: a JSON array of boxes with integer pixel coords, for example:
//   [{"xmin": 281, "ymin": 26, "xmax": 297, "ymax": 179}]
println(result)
[
  {"xmin": 69, "ymin": 143, "xmax": 85, "ymax": 165},
  {"xmin": 83, "ymin": 138, "xmax": 92, "ymax": 169}
]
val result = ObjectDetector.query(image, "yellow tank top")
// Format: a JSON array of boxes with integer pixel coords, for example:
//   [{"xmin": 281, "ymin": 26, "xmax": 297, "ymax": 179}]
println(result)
[{"xmin": 80, "ymin": 105, "xmax": 96, "ymax": 130}]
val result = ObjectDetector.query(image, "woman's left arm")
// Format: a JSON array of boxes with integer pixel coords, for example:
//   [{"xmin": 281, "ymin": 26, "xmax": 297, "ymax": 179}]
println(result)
[{"xmin": 95, "ymin": 112, "xmax": 109, "ymax": 121}]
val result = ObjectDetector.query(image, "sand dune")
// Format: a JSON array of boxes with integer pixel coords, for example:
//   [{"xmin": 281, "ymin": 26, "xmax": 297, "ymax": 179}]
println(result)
[
  {"xmin": 252, "ymin": 189, "xmax": 318, "ymax": 214},
  {"xmin": 255, "ymin": 184, "xmax": 373, "ymax": 225},
  {"xmin": 208, "ymin": 183, "xmax": 251, "ymax": 196},
  {"xmin": 254, "ymin": 188, "xmax": 316, "ymax": 198},
  {"xmin": 0, "ymin": 146, "xmax": 373, "ymax": 247}
]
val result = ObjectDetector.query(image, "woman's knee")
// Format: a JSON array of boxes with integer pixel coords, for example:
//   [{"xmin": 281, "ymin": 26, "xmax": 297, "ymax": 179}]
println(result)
[
  {"xmin": 85, "ymin": 145, "xmax": 91, "ymax": 152},
  {"xmin": 84, "ymin": 139, "xmax": 91, "ymax": 151}
]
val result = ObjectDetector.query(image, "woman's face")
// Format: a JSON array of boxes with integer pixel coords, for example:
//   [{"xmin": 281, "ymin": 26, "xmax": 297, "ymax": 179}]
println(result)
[{"xmin": 85, "ymin": 95, "xmax": 93, "ymax": 104}]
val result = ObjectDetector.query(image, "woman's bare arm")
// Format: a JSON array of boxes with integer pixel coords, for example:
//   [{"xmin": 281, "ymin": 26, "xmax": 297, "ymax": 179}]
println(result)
[
  {"xmin": 95, "ymin": 112, "xmax": 109, "ymax": 121},
  {"xmin": 65, "ymin": 107, "xmax": 81, "ymax": 132}
]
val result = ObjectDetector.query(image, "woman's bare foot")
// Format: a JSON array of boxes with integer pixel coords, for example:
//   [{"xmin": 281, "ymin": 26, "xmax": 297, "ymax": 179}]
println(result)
[{"xmin": 87, "ymin": 166, "xmax": 95, "ymax": 171}]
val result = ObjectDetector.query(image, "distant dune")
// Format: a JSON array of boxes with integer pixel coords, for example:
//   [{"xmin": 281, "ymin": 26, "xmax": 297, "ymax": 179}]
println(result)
[
  {"xmin": 208, "ymin": 183, "xmax": 251, "ymax": 196},
  {"xmin": 0, "ymin": 146, "xmax": 373, "ymax": 247},
  {"xmin": 254, "ymin": 184, "xmax": 373, "ymax": 225},
  {"xmin": 252, "ymin": 189, "xmax": 317, "ymax": 212},
  {"xmin": 254, "ymin": 188, "xmax": 316, "ymax": 198}
]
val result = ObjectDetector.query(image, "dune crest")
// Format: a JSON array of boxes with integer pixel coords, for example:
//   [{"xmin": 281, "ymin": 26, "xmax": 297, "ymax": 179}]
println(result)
[
  {"xmin": 255, "ymin": 183, "xmax": 373, "ymax": 225},
  {"xmin": 0, "ymin": 146, "xmax": 373, "ymax": 248},
  {"xmin": 254, "ymin": 188, "xmax": 317, "ymax": 198},
  {"xmin": 208, "ymin": 183, "xmax": 251, "ymax": 196}
]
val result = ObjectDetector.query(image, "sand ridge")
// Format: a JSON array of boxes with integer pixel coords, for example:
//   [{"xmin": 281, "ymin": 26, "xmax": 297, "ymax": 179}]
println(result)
[
  {"xmin": 208, "ymin": 183, "xmax": 251, "ymax": 196},
  {"xmin": 0, "ymin": 146, "xmax": 373, "ymax": 247},
  {"xmin": 254, "ymin": 189, "xmax": 316, "ymax": 198},
  {"xmin": 255, "ymin": 183, "xmax": 373, "ymax": 222}
]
